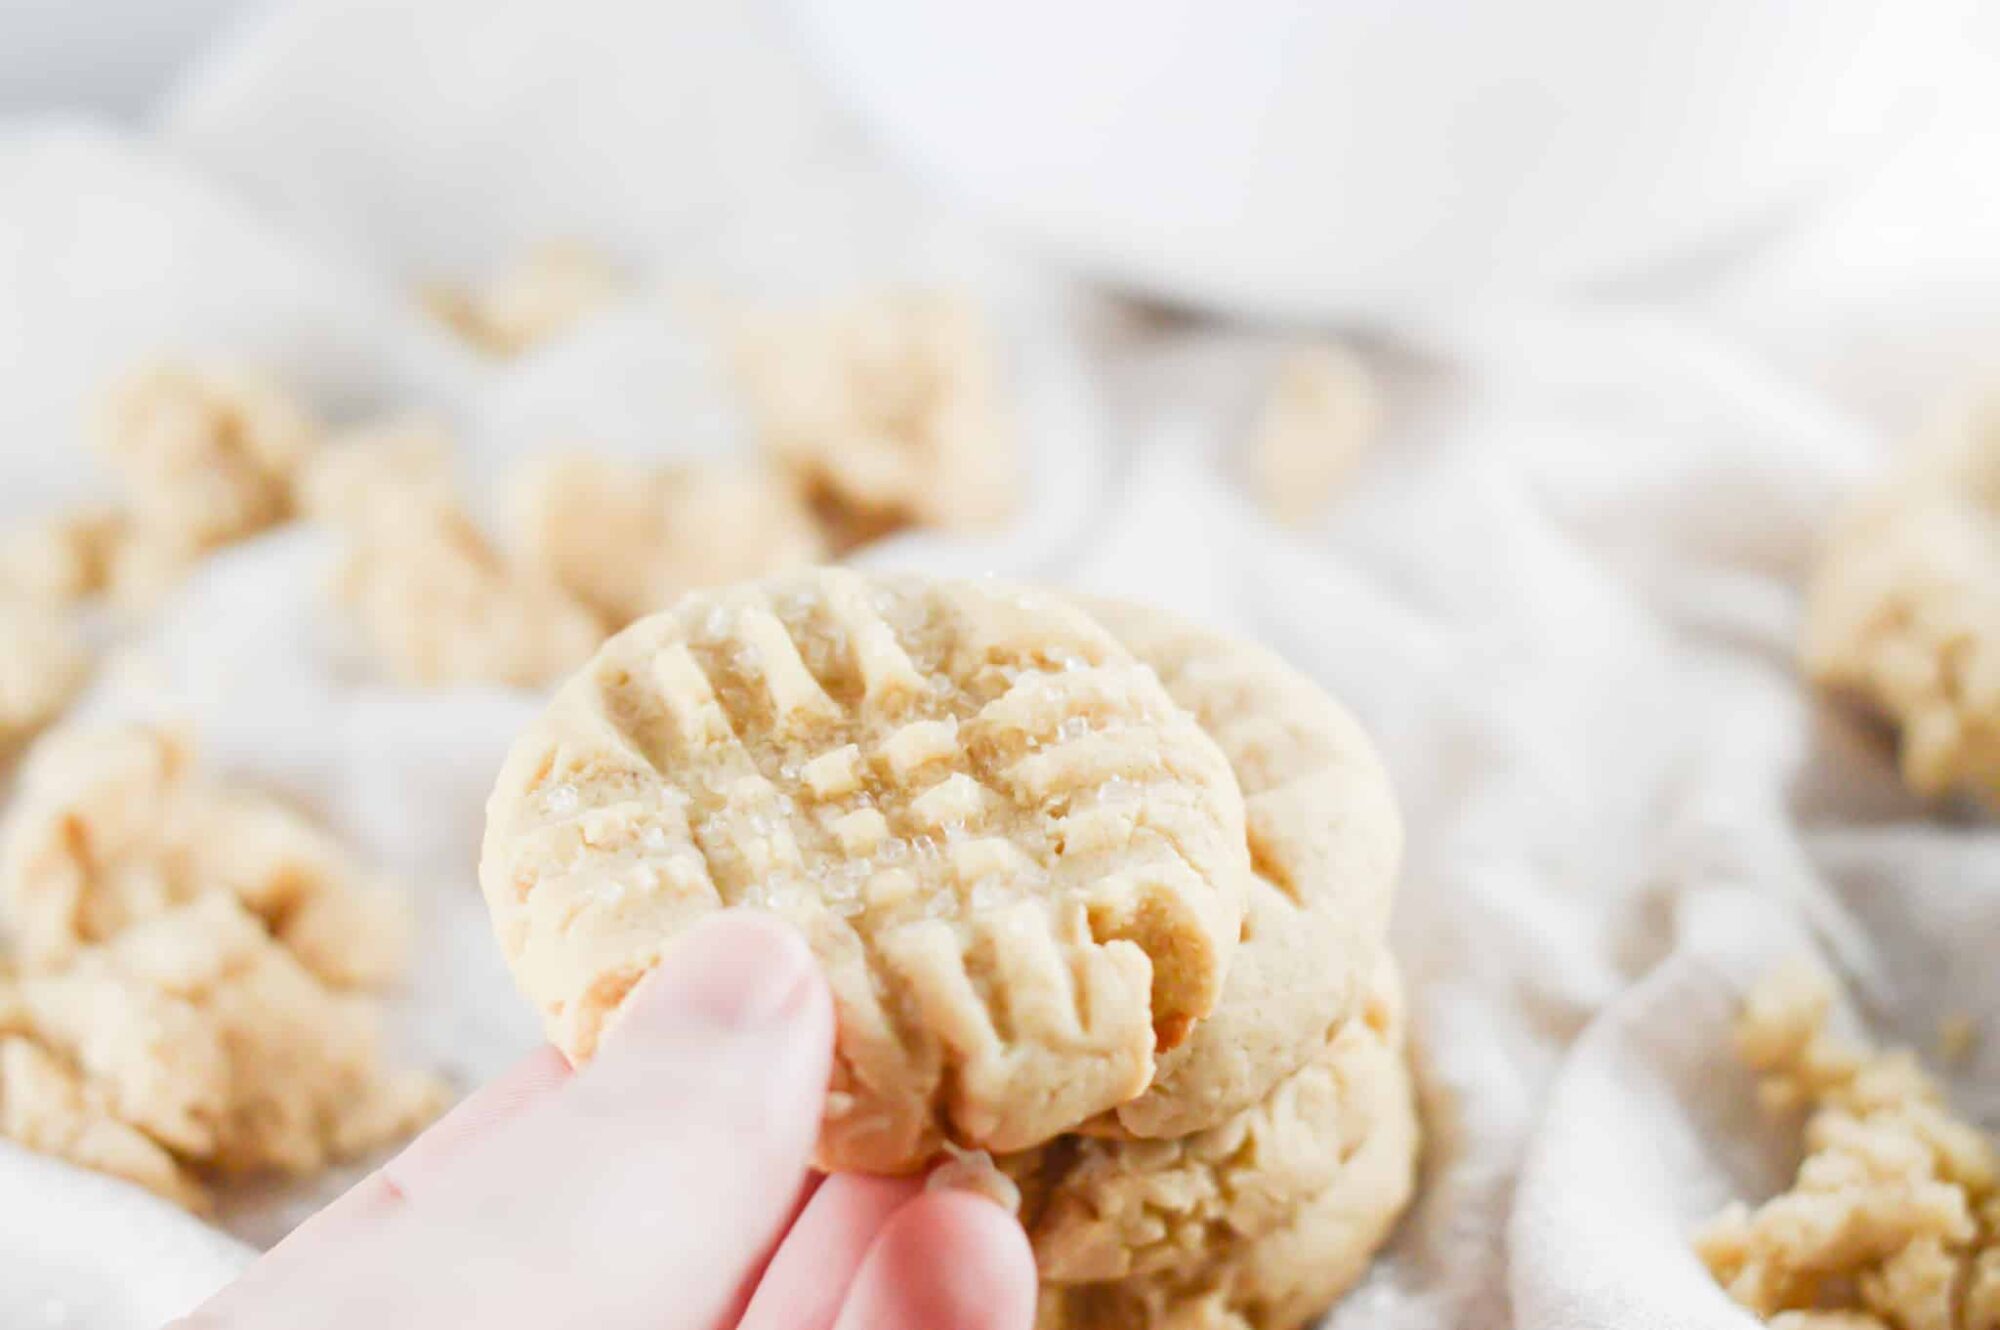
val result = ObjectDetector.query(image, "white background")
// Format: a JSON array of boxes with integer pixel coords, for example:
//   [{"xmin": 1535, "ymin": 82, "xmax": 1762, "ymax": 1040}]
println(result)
[{"xmin": 0, "ymin": 0, "xmax": 254, "ymax": 118}]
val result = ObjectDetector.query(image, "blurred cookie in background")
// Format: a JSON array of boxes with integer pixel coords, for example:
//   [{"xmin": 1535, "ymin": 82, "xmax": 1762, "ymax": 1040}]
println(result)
[{"xmin": 1803, "ymin": 396, "xmax": 2000, "ymax": 808}]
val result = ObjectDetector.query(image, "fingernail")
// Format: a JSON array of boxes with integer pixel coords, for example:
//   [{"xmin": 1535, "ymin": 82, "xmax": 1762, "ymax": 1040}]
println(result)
[{"xmin": 630, "ymin": 911, "xmax": 820, "ymax": 1032}]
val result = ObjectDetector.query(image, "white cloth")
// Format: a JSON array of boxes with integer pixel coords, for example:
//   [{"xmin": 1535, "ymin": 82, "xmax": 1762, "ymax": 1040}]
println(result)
[
  {"xmin": 2, "ymin": 3, "xmax": 1998, "ymax": 1328},
  {"xmin": 0, "ymin": 1141, "xmax": 247, "ymax": 1328}
]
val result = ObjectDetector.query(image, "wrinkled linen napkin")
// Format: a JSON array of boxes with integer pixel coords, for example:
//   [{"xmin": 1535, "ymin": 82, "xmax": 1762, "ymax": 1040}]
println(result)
[{"xmin": 2, "ymin": 2, "xmax": 1999, "ymax": 1327}]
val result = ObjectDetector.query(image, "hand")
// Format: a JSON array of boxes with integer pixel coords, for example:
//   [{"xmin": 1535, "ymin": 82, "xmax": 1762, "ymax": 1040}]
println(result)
[{"xmin": 177, "ymin": 913, "xmax": 1037, "ymax": 1330}]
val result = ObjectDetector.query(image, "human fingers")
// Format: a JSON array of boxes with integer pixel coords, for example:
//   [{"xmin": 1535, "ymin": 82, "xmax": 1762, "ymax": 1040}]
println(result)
[
  {"xmin": 383, "ymin": 1044, "xmax": 571, "ymax": 1193},
  {"xmin": 179, "ymin": 911, "xmax": 834, "ymax": 1330},
  {"xmin": 737, "ymin": 1173, "xmax": 925, "ymax": 1330},
  {"xmin": 280, "ymin": 1045, "xmax": 574, "ymax": 1248},
  {"xmin": 830, "ymin": 1190, "xmax": 1038, "ymax": 1330}
]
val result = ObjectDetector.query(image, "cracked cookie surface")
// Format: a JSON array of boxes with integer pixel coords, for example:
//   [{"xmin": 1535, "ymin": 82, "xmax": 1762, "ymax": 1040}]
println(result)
[
  {"xmin": 1803, "ymin": 401, "xmax": 2000, "ymax": 805},
  {"xmin": 1013, "ymin": 958, "xmax": 1405, "ymax": 1284},
  {"xmin": 1076, "ymin": 599, "xmax": 1402, "ymax": 1140},
  {"xmin": 480, "ymin": 569, "xmax": 1249, "ymax": 1172}
]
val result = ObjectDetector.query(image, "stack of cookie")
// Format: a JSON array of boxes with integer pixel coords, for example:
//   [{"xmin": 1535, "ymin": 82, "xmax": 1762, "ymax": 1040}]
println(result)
[
  {"xmin": 479, "ymin": 570, "xmax": 1414, "ymax": 1330},
  {"xmin": 1014, "ymin": 601, "xmax": 1413, "ymax": 1330}
]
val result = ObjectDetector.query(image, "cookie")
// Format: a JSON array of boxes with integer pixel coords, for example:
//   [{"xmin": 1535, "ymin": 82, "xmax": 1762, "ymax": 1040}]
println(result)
[
  {"xmin": 1076, "ymin": 599, "xmax": 1401, "ymax": 1140},
  {"xmin": 1015, "ymin": 959, "xmax": 1405, "ymax": 1284},
  {"xmin": 2, "ymin": 893, "xmax": 444, "ymax": 1184},
  {"xmin": 0, "ymin": 598, "xmax": 88, "ymax": 754},
  {"xmin": 421, "ymin": 241, "xmax": 621, "ymax": 358},
  {"xmin": 1035, "ymin": 1018, "xmax": 1419, "ymax": 1330},
  {"xmin": 0, "ymin": 725, "xmax": 411, "ymax": 990},
  {"xmin": 92, "ymin": 360, "xmax": 318, "ymax": 552},
  {"xmin": 732, "ymin": 291, "xmax": 1017, "ymax": 541},
  {"xmin": 513, "ymin": 452, "xmax": 826, "ymax": 629},
  {"xmin": 480, "ymin": 569, "xmax": 1250, "ymax": 1172},
  {"xmin": 1247, "ymin": 344, "xmax": 1381, "ymax": 529},
  {"xmin": 1802, "ymin": 400, "xmax": 2000, "ymax": 804}
]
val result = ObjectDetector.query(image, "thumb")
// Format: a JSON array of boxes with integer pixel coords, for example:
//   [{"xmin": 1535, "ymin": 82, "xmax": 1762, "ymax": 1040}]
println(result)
[
  {"xmin": 431, "ymin": 910, "xmax": 836, "ymax": 1329},
  {"xmin": 182, "ymin": 910, "xmax": 835, "ymax": 1330}
]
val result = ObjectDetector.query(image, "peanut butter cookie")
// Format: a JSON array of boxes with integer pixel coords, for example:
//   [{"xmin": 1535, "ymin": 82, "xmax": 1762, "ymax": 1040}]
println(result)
[{"xmin": 480, "ymin": 570, "xmax": 1249, "ymax": 1172}]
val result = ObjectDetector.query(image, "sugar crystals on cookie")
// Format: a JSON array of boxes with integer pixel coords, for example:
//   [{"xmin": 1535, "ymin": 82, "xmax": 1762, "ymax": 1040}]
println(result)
[{"xmin": 480, "ymin": 570, "xmax": 1252, "ymax": 1172}]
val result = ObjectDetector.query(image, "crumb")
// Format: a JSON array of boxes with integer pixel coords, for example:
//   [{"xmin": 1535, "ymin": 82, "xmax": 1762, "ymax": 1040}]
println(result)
[
  {"xmin": 0, "ymin": 724, "xmax": 443, "ymax": 1210},
  {"xmin": 421, "ymin": 242, "xmax": 620, "ymax": 357},
  {"xmin": 0, "ymin": 1034, "xmax": 206, "ymax": 1212},
  {"xmin": 0, "ymin": 598, "xmax": 89, "ymax": 755},
  {"xmin": 92, "ymin": 361, "xmax": 319, "ymax": 557},
  {"xmin": 732, "ymin": 291, "xmax": 1016, "ymax": 543},
  {"xmin": 1, "ymin": 895, "xmax": 445, "ymax": 1199},
  {"xmin": 1940, "ymin": 1015, "xmax": 1979, "ymax": 1066},
  {"xmin": 311, "ymin": 432, "xmax": 606, "ymax": 689},
  {"xmin": 928, "ymin": 1142, "xmax": 1023, "ymax": 1216},
  {"xmin": 1247, "ymin": 343, "xmax": 1382, "ymax": 528},
  {"xmin": 328, "ymin": 504, "xmax": 606, "ymax": 689},
  {"xmin": 1802, "ymin": 398, "xmax": 2000, "ymax": 805},
  {"xmin": 7, "ymin": 362, "xmax": 318, "ymax": 614},
  {"xmin": 1696, "ymin": 964, "xmax": 2000, "ymax": 1329},
  {"xmin": 299, "ymin": 418, "xmax": 457, "ymax": 528},
  {"xmin": 0, "ymin": 724, "xmax": 411, "ymax": 990},
  {"xmin": 99, "ymin": 526, "xmax": 214, "ymax": 611},
  {"xmin": 0, "ymin": 507, "xmax": 128, "ymax": 606},
  {"xmin": 512, "ymin": 451, "xmax": 825, "ymax": 628}
]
